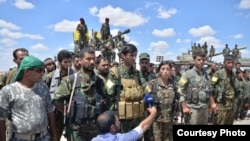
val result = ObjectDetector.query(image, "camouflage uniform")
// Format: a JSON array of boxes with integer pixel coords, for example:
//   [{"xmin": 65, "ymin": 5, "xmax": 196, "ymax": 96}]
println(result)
[
  {"xmin": 0, "ymin": 68, "xmax": 18, "ymax": 141},
  {"xmin": 140, "ymin": 71, "xmax": 157, "ymax": 83},
  {"xmin": 106, "ymin": 65, "xmax": 147, "ymax": 133},
  {"xmin": 100, "ymin": 22, "xmax": 110, "ymax": 41},
  {"xmin": 0, "ymin": 82, "xmax": 54, "ymax": 141},
  {"xmin": 53, "ymin": 71, "xmax": 104, "ymax": 141},
  {"xmin": 49, "ymin": 68, "xmax": 74, "ymax": 140},
  {"xmin": 144, "ymin": 78, "xmax": 175, "ymax": 141},
  {"xmin": 234, "ymin": 76, "xmax": 244, "ymax": 120},
  {"xmin": 210, "ymin": 68, "xmax": 236, "ymax": 124},
  {"xmin": 240, "ymin": 77, "xmax": 250, "ymax": 119},
  {"xmin": 178, "ymin": 67, "xmax": 210, "ymax": 125}
]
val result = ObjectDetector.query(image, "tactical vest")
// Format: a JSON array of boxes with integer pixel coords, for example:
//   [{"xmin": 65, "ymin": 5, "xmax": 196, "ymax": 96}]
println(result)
[
  {"xmin": 68, "ymin": 73, "xmax": 105, "ymax": 125},
  {"xmin": 6, "ymin": 68, "xmax": 17, "ymax": 85},
  {"xmin": 185, "ymin": 69, "xmax": 210, "ymax": 106},
  {"xmin": 213, "ymin": 69, "xmax": 236, "ymax": 106},
  {"xmin": 110, "ymin": 67, "xmax": 144, "ymax": 119},
  {"xmin": 150, "ymin": 78, "xmax": 175, "ymax": 123}
]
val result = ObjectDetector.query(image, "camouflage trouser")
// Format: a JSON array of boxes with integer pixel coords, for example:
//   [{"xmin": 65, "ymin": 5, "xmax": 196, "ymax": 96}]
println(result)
[
  {"xmin": 11, "ymin": 133, "xmax": 50, "ymax": 141},
  {"xmin": 184, "ymin": 105, "xmax": 208, "ymax": 125},
  {"xmin": 6, "ymin": 119, "xmax": 12, "ymax": 141},
  {"xmin": 234, "ymin": 97, "xmax": 243, "ymax": 119},
  {"xmin": 151, "ymin": 122, "xmax": 173, "ymax": 141},
  {"xmin": 120, "ymin": 118, "xmax": 142, "ymax": 141},
  {"xmin": 217, "ymin": 107, "xmax": 234, "ymax": 125},
  {"xmin": 240, "ymin": 97, "xmax": 249, "ymax": 119},
  {"xmin": 66, "ymin": 122, "xmax": 98, "ymax": 141}
]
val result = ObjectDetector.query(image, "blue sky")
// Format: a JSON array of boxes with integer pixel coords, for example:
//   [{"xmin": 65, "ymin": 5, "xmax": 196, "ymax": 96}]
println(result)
[{"xmin": 0, "ymin": 0, "xmax": 250, "ymax": 71}]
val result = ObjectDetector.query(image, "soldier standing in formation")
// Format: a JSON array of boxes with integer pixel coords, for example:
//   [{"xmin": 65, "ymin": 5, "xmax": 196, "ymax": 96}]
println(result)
[
  {"xmin": 76, "ymin": 18, "xmax": 88, "ymax": 50},
  {"xmin": 234, "ymin": 70, "xmax": 244, "ymax": 121},
  {"xmin": 139, "ymin": 53, "xmax": 157, "ymax": 82},
  {"xmin": 89, "ymin": 31, "xmax": 102, "ymax": 51},
  {"xmin": 178, "ymin": 52, "xmax": 211, "ymax": 125},
  {"xmin": 210, "ymin": 55, "xmax": 236, "ymax": 124},
  {"xmin": 53, "ymin": 48, "xmax": 106, "ymax": 141},
  {"xmin": 222, "ymin": 44, "xmax": 230, "ymax": 57},
  {"xmin": 144, "ymin": 61, "xmax": 176, "ymax": 141},
  {"xmin": 241, "ymin": 69, "xmax": 250, "ymax": 120},
  {"xmin": 232, "ymin": 44, "xmax": 240, "ymax": 63},
  {"xmin": 100, "ymin": 18, "xmax": 111, "ymax": 41},
  {"xmin": 209, "ymin": 45, "xmax": 215, "ymax": 61},
  {"xmin": 106, "ymin": 44, "xmax": 147, "ymax": 138},
  {"xmin": 0, "ymin": 48, "xmax": 29, "ymax": 141}
]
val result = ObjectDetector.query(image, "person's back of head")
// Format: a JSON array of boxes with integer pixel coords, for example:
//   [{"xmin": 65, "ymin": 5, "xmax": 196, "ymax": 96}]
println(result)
[{"xmin": 97, "ymin": 111, "xmax": 117, "ymax": 134}]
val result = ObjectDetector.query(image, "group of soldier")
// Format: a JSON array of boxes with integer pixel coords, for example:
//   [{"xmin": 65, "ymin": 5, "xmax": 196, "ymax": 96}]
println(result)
[
  {"xmin": 190, "ymin": 42, "xmax": 243, "ymax": 62},
  {"xmin": 0, "ymin": 17, "xmax": 249, "ymax": 141},
  {"xmin": 73, "ymin": 17, "xmax": 128, "ymax": 64}
]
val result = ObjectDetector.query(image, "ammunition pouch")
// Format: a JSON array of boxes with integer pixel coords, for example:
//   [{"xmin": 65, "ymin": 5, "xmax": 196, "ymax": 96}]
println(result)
[
  {"xmin": 123, "ymin": 86, "xmax": 143, "ymax": 102},
  {"xmin": 216, "ymin": 91, "xmax": 226, "ymax": 105},
  {"xmin": 187, "ymin": 88, "xmax": 209, "ymax": 104},
  {"xmin": 118, "ymin": 101, "xmax": 144, "ymax": 119}
]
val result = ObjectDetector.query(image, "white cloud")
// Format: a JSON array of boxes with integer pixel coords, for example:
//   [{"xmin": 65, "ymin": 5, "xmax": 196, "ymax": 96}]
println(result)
[
  {"xmin": 232, "ymin": 34, "xmax": 243, "ymax": 39},
  {"xmin": 157, "ymin": 6, "xmax": 177, "ymax": 19},
  {"xmin": 0, "ymin": 28, "xmax": 44, "ymax": 39},
  {"xmin": 52, "ymin": 19, "xmax": 78, "ymax": 32},
  {"xmin": 0, "ymin": 38, "xmax": 17, "ymax": 46},
  {"xmin": 149, "ymin": 41, "xmax": 169, "ymax": 49},
  {"xmin": 189, "ymin": 25, "xmax": 215, "ymax": 37},
  {"xmin": 89, "ymin": 6, "xmax": 98, "ymax": 16},
  {"xmin": 238, "ymin": 0, "xmax": 250, "ymax": 9},
  {"xmin": 89, "ymin": 5, "xmax": 149, "ymax": 28},
  {"xmin": 152, "ymin": 28, "xmax": 175, "ymax": 37},
  {"xmin": 30, "ymin": 43, "xmax": 49, "ymax": 51},
  {"xmin": 145, "ymin": 2, "xmax": 159, "ymax": 8},
  {"xmin": 0, "ymin": 19, "xmax": 21, "ymax": 30},
  {"xmin": 196, "ymin": 36, "xmax": 222, "ymax": 49},
  {"xmin": 14, "ymin": 0, "xmax": 34, "ymax": 10},
  {"xmin": 176, "ymin": 38, "xmax": 191, "ymax": 43}
]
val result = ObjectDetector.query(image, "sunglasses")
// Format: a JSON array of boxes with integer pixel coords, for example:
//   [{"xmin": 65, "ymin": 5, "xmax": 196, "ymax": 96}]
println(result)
[{"xmin": 28, "ymin": 68, "xmax": 45, "ymax": 73}]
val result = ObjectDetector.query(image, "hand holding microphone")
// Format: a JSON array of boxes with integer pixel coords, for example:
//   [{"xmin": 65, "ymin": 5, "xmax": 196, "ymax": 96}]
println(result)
[{"xmin": 144, "ymin": 93, "xmax": 154, "ymax": 108}]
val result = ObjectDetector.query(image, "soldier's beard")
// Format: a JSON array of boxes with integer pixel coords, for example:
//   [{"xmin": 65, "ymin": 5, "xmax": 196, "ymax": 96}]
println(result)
[{"xmin": 82, "ymin": 66, "xmax": 94, "ymax": 73}]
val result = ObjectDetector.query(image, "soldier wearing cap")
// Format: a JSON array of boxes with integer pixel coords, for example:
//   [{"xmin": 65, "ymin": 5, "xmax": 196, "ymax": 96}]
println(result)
[
  {"xmin": 139, "ymin": 53, "xmax": 157, "ymax": 82},
  {"xmin": 210, "ymin": 55, "xmax": 236, "ymax": 124}
]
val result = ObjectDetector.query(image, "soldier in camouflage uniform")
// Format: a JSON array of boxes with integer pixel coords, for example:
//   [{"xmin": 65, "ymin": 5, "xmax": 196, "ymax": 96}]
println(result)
[
  {"xmin": 144, "ymin": 61, "xmax": 175, "ymax": 141},
  {"xmin": 89, "ymin": 31, "xmax": 102, "ymax": 51},
  {"xmin": 72, "ymin": 54, "xmax": 81, "ymax": 73},
  {"xmin": 0, "ymin": 56, "xmax": 57, "ymax": 141},
  {"xmin": 100, "ymin": 18, "xmax": 110, "ymax": 41},
  {"xmin": 42, "ymin": 57, "xmax": 56, "ymax": 87},
  {"xmin": 240, "ymin": 69, "xmax": 250, "ymax": 120},
  {"xmin": 234, "ymin": 70, "xmax": 244, "ymax": 121},
  {"xmin": 209, "ymin": 45, "xmax": 215, "ymax": 61},
  {"xmin": 76, "ymin": 18, "xmax": 88, "ymax": 50},
  {"xmin": 178, "ymin": 52, "xmax": 211, "ymax": 125},
  {"xmin": 232, "ymin": 44, "xmax": 240, "ymax": 63},
  {"xmin": 210, "ymin": 55, "xmax": 236, "ymax": 124},
  {"xmin": 222, "ymin": 44, "xmax": 230, "ymax": 57},
  {"xmin": 105, "ymin": 44, "xmax": 147, "ymax": 136},
  {"xmin": 0, "ymin": 48, "xmax": 29, "ymax": 141},
  {"xmin": 139, "ymin": 53, "xmax": 157, "ymax": 82},
  {"xmin": 53, "ymin": 48, "xmax": 106, "ymax": 141}
]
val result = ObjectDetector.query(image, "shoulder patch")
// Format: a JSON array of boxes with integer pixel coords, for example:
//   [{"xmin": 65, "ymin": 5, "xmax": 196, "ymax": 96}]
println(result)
[{"xmin": 178, "ymin": 78, "xmax": 187, "ymax": 86}]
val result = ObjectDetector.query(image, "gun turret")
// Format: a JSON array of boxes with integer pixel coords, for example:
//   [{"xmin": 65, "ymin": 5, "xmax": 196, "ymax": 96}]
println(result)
[{"xmin": 102, "ymin": 29, "xmax": 130, "ymax": 44}]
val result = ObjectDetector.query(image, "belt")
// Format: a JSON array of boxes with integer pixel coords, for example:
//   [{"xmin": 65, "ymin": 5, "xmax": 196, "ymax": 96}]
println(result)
[{"xmin": 13, "ymin": 129, "xmax": 47, "ymax": 140}]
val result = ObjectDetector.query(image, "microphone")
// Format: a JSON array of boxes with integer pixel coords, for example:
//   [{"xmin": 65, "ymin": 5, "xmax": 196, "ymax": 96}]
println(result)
[{"xmin": 144, "ymin": 94, "xmax": 153, "ymax": 108}]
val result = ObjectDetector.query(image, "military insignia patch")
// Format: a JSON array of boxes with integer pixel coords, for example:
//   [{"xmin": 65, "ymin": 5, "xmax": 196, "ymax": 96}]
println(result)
[
  {"xmin": 106, "ymin": 79, "xmax": 114, "ymax": 89},
  {"xmin": 178, "ymin": 78, "xmax": 187, "ymax": 86}
]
